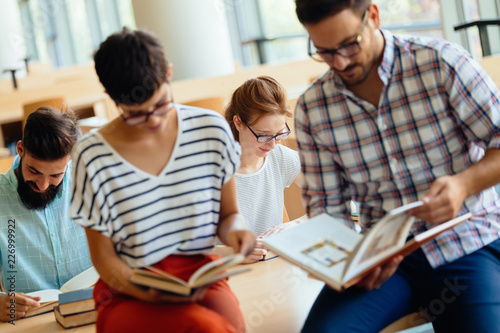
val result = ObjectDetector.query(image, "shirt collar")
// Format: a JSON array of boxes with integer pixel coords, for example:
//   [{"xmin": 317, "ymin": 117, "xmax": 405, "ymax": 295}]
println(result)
[
  {"xmin": 5, "ymin": 155, "xmax": 21, "ymax": 188},
  {"xmin": 379, "ymin": 29, "xmax": 395, "ymax": 86}
]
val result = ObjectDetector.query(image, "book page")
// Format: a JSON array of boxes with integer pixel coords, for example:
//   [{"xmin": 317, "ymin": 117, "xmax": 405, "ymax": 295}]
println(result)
[
  {"xmin": 192, "ymin": 266, "xmax": 251, "ymax": 288},
  {"xmin": 189, "ymin": 254, "xmax": 244, "ymax": 285},
  {"xmin": 26, "ymin": 289, "xmax": 61, "ymax": 303},
  {"xmin": 140, "ymin": 267, "xmax": 188, "ymax": 286},
  {"xmin": 59, "ymin": 266, "xmax": 99, "ymax": 293},
  {"xmin": 343, "ymin": 201, "xmax": 423, "ymax": 283},
  {"xmin": 263, "ymin": 214, "xmax": 362, "ymax": 290}
]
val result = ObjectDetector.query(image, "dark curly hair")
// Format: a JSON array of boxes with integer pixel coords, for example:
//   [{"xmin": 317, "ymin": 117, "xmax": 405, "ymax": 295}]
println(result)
[{"xmin": 94, "ymin": 27, "xmax": 169, "ymax": 105}]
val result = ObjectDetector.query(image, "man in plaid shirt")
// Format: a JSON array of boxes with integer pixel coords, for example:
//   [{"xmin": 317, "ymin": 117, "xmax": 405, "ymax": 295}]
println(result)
[{"xmin": 295, "ymin": 0, "xmax": 500, "ymax": 332}]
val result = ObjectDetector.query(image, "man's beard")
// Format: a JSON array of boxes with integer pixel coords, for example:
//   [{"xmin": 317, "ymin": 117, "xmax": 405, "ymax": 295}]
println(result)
[{"xmin": 16, "ymin": 166, "xmax": 64, "ymax": 210}]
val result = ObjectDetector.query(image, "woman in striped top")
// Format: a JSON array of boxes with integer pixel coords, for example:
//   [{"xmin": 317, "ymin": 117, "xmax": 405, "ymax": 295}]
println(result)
[
  {"xmin": 70, "ymin": 28, "xmax": 255, "ymax": 333},
  {"xmin": 224, "ymin": 76, "xmax": 302, "ymax": 263}
]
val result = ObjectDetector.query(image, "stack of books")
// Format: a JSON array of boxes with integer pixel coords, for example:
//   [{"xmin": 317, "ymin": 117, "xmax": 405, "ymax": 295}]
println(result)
[
  {"xmin": 54, "ymin": 287, "xmax": 97, "ymax": 329},
  {"xmin": 25, "ymin": 266, "xmax": 99, "ymax": 318}
]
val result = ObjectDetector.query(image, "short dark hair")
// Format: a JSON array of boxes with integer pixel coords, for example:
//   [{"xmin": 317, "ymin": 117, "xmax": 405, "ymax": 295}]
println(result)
[
  {"xmin": 295, "ymin": 0, "xmax": 370, "ymax": 24},
  {"xmin": 94, "ymin": 27, "xmax": 168, "ymax": 105},
  {"xmin": 22, "ymin": 106, "xmax": 80, "ymax": 161}
]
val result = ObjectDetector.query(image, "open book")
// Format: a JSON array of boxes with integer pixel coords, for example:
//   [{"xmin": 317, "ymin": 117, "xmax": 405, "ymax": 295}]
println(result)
[
  {"xmin": 262, "ymin": 202, "xmax": 472, "ymax": 291},
  {"xmin": 25, "ymin": 266, "xmax": 99, "ymax": 317},
  {"xmin": 129, "ymin": 254, "xmax": 250, "ymax": 296}
]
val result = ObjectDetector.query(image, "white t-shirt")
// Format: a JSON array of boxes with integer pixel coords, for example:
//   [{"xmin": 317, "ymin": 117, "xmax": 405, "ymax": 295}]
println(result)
[
  {"xmin": 70, "ymin": 105, "xmax": 241, "ymax": 268},
  {"xmin": 235, "ymin": 144, "xmax": 300, "ymax": 235}
]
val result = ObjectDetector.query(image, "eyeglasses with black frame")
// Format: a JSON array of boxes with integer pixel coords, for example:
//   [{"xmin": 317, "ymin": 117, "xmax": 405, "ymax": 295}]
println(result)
[
  {"xmin": 246, "ymin": 123, "xmax": 291, "ymax": 143},
  {"xmin": 120, "ymin": 100, "xmax": 175, "ymax": 125},
  {"xmin": 308, "ymin": 10, "xmax": 369, "ymax": 62}
]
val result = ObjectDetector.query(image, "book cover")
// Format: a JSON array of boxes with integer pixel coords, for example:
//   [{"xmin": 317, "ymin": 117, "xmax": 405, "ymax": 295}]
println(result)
[
  {"xmin": 262, "ymin": 202, "xmax": 472, "ymax": 291},
  {"xmin": 58, "ymin": 287, "xmax": 95, "ymax": 316},
  {"xmin": 130, "ymin": 254, "xmax": 250, "ymax": 296},
  {"xmin": 54, "ymin": 305, "xmax": 97, "ymax": 329}
]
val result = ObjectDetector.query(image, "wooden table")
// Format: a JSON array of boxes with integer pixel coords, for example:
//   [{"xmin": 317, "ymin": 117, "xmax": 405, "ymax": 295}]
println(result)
[{"xmin": 0, "ymin": 257, "xmax": 324, "ymax": 333}]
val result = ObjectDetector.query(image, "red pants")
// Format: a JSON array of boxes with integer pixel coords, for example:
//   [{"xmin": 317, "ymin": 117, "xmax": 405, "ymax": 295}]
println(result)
[{"xmin": 93, "ymin": 254, "xmax": 245, "ymax": 333}]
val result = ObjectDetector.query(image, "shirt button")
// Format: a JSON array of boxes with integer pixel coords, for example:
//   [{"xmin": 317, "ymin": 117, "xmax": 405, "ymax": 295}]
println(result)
[
  {"xmin": 377, "ymin": 117, "xmax": 387, "ymax": 130},
  {"xmin": 51, "ymin": 233, "xmax": 55, "ymax": 237},
  {"xmin": 57, "ymin": 260, "xmax": 62, "ymax": 264},
  {"xmin": 389, "ymin": 158, "xmax": 399, "ymax": 173}
]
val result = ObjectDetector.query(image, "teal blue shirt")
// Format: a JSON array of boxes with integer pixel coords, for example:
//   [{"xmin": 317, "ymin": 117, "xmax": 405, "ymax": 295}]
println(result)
[{"xmin": 0, "ymin": 156, "xmax": 92, "ymax": 293}]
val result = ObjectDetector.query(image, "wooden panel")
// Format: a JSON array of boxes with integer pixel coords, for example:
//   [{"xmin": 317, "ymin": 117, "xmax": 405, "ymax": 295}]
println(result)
[
  {"xmin": 183, "ymin": 96, "xmax": 226, "ymax": 114},
  {"xmin": 284, "ymin": 182, "xmax": 306, "ymax": 221},
  {"xmin": 22, "ymin": 98, "xmax": 66, "ymax": 129},
  {"xmin": 479, "ymin": 55, "xmax": 500, "ymax": 86},
  {"xmin": 0, "ymin": 156, "xmax": 15, "ymax": 173}
]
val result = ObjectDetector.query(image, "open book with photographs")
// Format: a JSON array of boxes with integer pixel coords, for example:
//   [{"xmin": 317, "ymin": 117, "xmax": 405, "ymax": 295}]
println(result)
[
  {"xmin": 262, "ymin": 201, "xmax": 472, "ymax": 291},
  {"xmin": 129, "ymin": 254, "xmax": 250, "ymax": 296}
]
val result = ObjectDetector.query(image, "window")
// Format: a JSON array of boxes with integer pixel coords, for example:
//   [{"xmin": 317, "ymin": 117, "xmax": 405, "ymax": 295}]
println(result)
[
  {"xmin": 18, "ymin": 0, "xmax": 136, "ymax": 68},
  {"xmin": 377, "ymin": 0, "xmax": 443, "ymax": 38},
  {"xmin": 225, "ymin": 0, "xmax": 500, "ymax": 67}
]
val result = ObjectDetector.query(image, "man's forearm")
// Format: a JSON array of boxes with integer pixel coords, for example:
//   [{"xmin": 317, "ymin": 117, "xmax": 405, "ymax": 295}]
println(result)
[{"xmin": 457, "ymin": 148, "xmax": 500, "ymax": 197}]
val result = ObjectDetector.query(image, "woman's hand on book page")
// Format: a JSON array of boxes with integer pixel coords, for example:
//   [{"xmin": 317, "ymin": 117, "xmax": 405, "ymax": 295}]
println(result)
[
  {"xmin": 408, "ymin": 175, "xmax": 467, "ymax": 224},
  {"xmin": 242, "ymin": 240, "xmax": 268, "ymax": 264},
  {"xmin": 355, "ymin": 255, "xmax": 403, "ymax": 290},
  {"xmin": 0, "ymin": 292, "xmax": 41, "ymax": 321}
]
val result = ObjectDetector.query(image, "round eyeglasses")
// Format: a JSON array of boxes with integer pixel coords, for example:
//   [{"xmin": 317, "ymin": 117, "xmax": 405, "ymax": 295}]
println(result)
[{"xmin": 246, "ymin": 123, "xmax": 291, "ymax": 143}]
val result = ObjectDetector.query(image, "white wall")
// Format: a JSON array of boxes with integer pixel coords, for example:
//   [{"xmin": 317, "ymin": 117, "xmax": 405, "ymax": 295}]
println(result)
[
  {"xmin": 131, "ymin": 0, "xmax": 235, "ymax": 81},
  {"xmin": 0, "ymin": 0, "xmax": 26, "ymax": 80}
]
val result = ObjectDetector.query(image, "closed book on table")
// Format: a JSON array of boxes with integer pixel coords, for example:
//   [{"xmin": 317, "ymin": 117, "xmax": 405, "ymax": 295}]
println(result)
[
  {"xmin": 54, "ymin": 305, "xmax": 97, "ymax": 329},
  {"xmin": 58, "ymin": 287, "xmax": 95, "ymax": 315}
]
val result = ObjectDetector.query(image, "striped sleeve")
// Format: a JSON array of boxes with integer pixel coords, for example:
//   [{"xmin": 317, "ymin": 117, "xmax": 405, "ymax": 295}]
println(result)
[
  {"xmin": 209, "ymin": 113, "xmax": 241, "ymax": 184},
  {"xmin": 70, "ymin": 136, "xmax": 112, "ymax": 236}
]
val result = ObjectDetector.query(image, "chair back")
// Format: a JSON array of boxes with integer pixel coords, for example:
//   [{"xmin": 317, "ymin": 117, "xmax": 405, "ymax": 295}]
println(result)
[
  {"xmin": 22, "ymin": 97, "xmax": 66, "ymax": 130},
  {"xmin": 284, "ymin": 182, "xmax": 306, "ymax": 221},
  {"xmin": 0, "ymin": 156, "xmax": 15, "ymax": 174},
  {"xmin": 183, "ymin": 96, "xmax": 225, "ymax": 115}
]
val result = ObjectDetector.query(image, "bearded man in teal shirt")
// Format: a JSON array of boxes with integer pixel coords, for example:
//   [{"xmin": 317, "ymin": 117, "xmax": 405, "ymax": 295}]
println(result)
[{"xmin": 0, "ymin": 107, "xmax": 92, "ymax": 321}]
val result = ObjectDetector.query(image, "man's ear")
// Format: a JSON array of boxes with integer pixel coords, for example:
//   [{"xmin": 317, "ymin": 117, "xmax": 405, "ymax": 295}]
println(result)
[
  {"xmin": 167, "ymin": 63, "xmax": 173, "ymax": 82},
  {"xmin": 16, "ymin": 141, "xmax": 24, "ymax": 158},
  {"xmin": 368, "ymin": 3, "xmax": 381, "ymax": 29}
]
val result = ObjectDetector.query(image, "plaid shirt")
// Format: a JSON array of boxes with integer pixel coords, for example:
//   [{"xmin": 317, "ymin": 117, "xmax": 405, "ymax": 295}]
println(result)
[{"xmin": 295, "ymin": 29, "xmax": 500, "ymax": 268}]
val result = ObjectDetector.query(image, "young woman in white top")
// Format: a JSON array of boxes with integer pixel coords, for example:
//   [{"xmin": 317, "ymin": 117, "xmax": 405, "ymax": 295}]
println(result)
[{"xmin": 225, "ymin": 76, "xmax": 302, "ymax": 262}]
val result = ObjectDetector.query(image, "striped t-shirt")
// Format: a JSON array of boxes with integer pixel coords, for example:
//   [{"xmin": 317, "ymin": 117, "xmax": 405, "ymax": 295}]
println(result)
[{"xmin": 70, "ymin": 105, "xmax": 241, "ymax": 268}]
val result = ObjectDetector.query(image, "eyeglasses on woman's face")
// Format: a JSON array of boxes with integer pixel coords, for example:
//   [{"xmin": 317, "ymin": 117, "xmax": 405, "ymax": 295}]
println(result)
[
  {"xmin": 120, "ymin": 99, "xmax": 175, "ymax": 125},
  {"xmin": 246, "ymin": 122, "xmax": 291, "ymax": 143}
]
